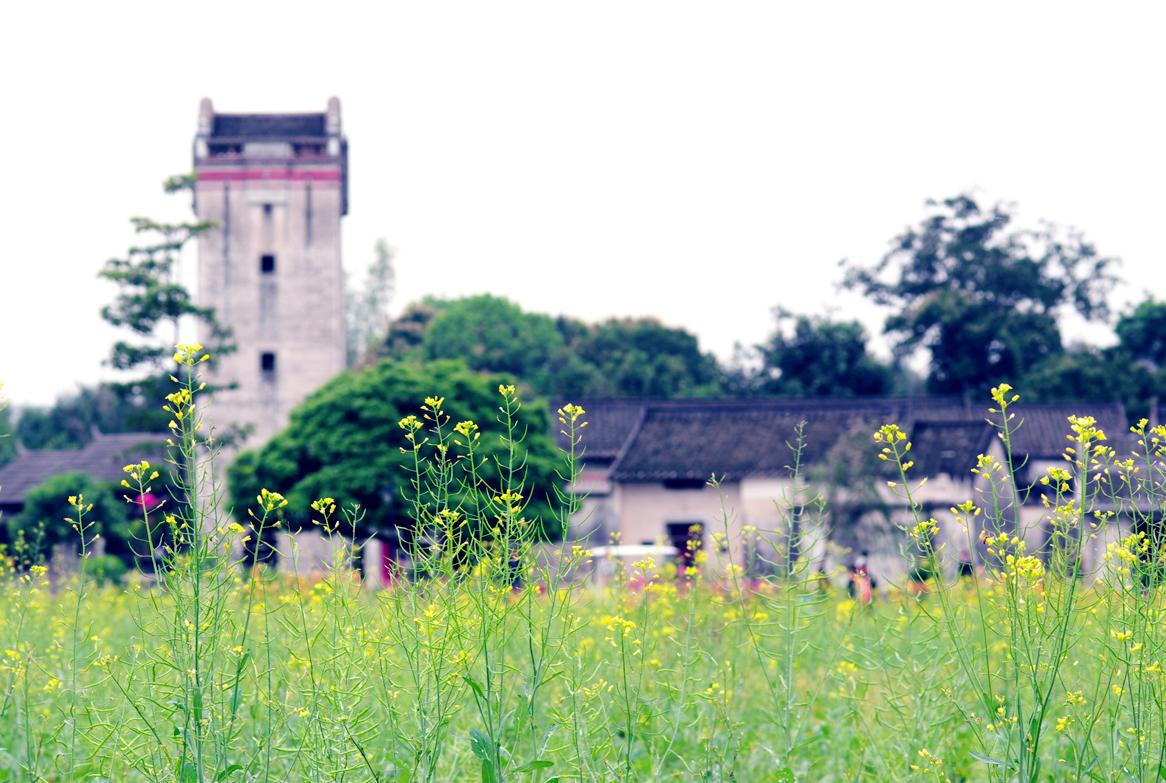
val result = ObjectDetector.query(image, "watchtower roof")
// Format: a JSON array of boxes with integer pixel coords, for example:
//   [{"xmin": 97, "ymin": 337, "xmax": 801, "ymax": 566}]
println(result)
[
  {"xmin": 194, "ymin": 98, "xmax": 348, "ymax": 213},
  {"xmin": 210, "ymin": 113, "xmax": 328, "ymax": 140}
]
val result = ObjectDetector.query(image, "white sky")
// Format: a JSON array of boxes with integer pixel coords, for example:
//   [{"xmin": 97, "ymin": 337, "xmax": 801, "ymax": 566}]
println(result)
[{"xmin": 2, "ymin": 2, "xmax": 1164, "ymax": 406}]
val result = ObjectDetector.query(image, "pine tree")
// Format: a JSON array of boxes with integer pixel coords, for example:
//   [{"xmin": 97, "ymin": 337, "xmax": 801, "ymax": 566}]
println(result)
[{"xmin": 99, "ymin": 173, "xmax": 231, "ymax": 373}]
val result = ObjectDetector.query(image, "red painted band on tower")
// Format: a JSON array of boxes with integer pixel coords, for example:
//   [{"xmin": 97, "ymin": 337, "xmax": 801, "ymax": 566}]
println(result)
[{"xmin": 196, "ymin": 169, "xmax": 342, "ymax": 182}]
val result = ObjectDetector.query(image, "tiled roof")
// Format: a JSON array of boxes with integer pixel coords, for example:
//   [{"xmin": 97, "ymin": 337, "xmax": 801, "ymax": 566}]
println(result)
[
  {"xmin": 554, "ymin": 399, "xmax": 648, "ymax": 460},
  {"xmin": 211, "ymin": 113, "xmax": 327, "ymax": 140},
  {"xmin": 566, "ymin": 400, "xmax": 956, "ymax": 480},
  {"xmin": 0, "ymin": 433, "xmax": 167, "ymax": 505},
  {"xmin": 600, "ymin": 398, "xmax": 970, "ymax": 481},
  {"xmin": 569, "ymin": 397, "xmax": 1132, "ymax": 483},
  {"xmin": 1008, "ymin": 402, "xmax": 1128, "ymax": 458},
  {"xmin": 908, "ymin": 420, "xmax": 995, "ymax": 477}
]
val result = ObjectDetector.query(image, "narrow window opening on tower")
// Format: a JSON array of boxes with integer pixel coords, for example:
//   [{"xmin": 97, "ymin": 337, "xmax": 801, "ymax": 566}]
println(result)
[
  {"xmin": 260, "ymin": 352, "xmax": 277, "ymax": 376},
  {"xmin": 260, "ymin": 254, "xmax": 276, "ymax": 274},
  {"xmin": 305, "ymin": 181, "xmax": 314, "ymax": 244},
  {"xmin": 262, "ymin": 202, "xmax": 273, "ymax": 217}
]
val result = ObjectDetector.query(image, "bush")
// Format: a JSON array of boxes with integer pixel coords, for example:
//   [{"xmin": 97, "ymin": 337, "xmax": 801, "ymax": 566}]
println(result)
[
  {"xmin": 86, "ymin": 553, "xmax": 128, "ymax": 585},
  {"xmin": 9, "ymin": 472, "xmax": 129, "ymax": 561},
  {"xmin": 229, "ymin": 359, "xmax": 563, "ymax": 540}
]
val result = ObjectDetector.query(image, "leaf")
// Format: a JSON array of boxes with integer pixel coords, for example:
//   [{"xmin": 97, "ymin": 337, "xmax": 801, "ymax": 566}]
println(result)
[
  {"xmin": 464, "ymin": 674, "xmax": 487, "ymax": 704},
  {"xmin": 969, "ymin": 751, "xmax": 1005, "ymax": 767},
  {"xmin": 214, "ymin": 765, "xmax": 244, "ymax": 782},
  {"xmin": 177, "ymin": 760, "xmax": 198, "ymax": 783},
  {"xmin": 773, "ymin": 769, "xmax": 795, "ymax": 783},
  {"xmin": 515, "ymin": 760, "xmax": 553, "ymax": 773},
  {"xmin": 469, "ymin": 728, "xmax": 494, "ymax": 762},
  {"xmin": 469, "ymin": 729, "xmax": 497, "ymax": 783}
]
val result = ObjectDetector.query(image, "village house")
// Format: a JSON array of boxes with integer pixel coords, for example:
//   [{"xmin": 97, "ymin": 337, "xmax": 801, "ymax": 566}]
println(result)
[
  {"xmin": 565, "ymin": 397, "xmax": 1135, "ymax": 584},
  {"xmin": 0, "ymin": 396, "xmax": 1143, "ymax": 586}
]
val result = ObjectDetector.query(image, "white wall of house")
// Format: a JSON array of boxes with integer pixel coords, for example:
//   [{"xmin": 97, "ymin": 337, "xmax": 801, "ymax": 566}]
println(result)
[
  {"xmin": 570, "ymin": 494, "xmax": 616, "ymax": 541},
  {"xmin": 567, "ymin": 465, "xmax": 617, "ymax": 542},
  {"xmin": 739, "ymin": 477, "xmax": 793, "ymax": 529},
  {"xmin": 610, "ymin": 473, "xmax": 985, "ymax": 583},
  {"xmin": 613, "ymin": 480, "xmax": 745, "ymax": 570},
  {"xmin": 591, "ymin": 428, "xmax": 1136, "ymax": 587}
]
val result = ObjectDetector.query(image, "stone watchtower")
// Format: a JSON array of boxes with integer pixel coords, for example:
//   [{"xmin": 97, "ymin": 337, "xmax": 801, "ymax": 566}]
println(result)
[{"xmin": 193, "ymin": 98, "xmax": 348, "ymax": 448}]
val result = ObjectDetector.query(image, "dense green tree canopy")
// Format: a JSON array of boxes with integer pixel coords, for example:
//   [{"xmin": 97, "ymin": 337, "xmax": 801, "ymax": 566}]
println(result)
[
  {"xmin": 229, "ymin": 359, "xmax": 565, "ymax": 541},
  {"xmin": 379, "ymin": 297, "xmax": 450, "ymax": 359},
  {"xmin": 0, "ymin": 405, "xmax": 16, "ymax": 470},
  {"xmin": 418, "ymin": 295, "xmax": 571, "ymax": 395},
  {"xmin": 1020, "ymin": 345, "xmax": 1153, "ymax": 416},
  {"xmin": 845, "ymin": 194, "xmax": 1118, "ymax": 394},
  {"xmin": 1115, "ymin": 297, "xmax": 1166, "ymax": 371},
  {"xmin": 571, "ymin": 317, "xmax": 723, "ymax": 398},
  {"xmin": 751, "ymin": 311, "xmax": 891, "ymax": 397},
  {"xmin": 381, "ymin": 294, "xmax": 724, "ymax": 400}
]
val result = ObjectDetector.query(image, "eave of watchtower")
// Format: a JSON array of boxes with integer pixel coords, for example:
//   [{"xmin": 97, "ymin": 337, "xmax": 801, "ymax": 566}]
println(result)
[{"xmin": 193, "ymin": 98, "xmax": 348, "ymax": 215}]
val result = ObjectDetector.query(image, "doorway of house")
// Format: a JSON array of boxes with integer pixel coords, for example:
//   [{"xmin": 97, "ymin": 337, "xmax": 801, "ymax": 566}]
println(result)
[{"xmin": 666, "ymin": 522, "xmax": 704, "ymax": 569}]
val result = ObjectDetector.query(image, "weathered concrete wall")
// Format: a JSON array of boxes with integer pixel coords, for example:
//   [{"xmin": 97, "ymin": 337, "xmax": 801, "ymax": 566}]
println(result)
[
  {"xmin": 195, "ymin": 177, "xmax": 346, "ymax": 449},
  {"xmin": 611, "ymin": 480, "xmax": 746, "ymax": 572},
  {"xmin": 274, "ymin": 529, "xmax": 350, "ymax": 578}
]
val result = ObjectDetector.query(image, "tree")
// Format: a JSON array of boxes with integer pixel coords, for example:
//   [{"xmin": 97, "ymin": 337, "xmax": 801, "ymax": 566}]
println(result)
[
  {"xmin": 750, "ymin": 310, "xmax": 892, "ymax": 397},
  {"xmin": 1013, "ymin": 299, "xmax": 1166, "ymax": 423},
  {"xmin": 16, "ymin": 386, "xmax": 124, "ymax": 449},
  {"xmin": 378, "ymin": 297, "xmax": 451, "ymax": 360},
  {"xmin": 1017, "ymin": 297, "xmax": 1166, "ymax": 421},
  {"xmin": 17, "ymin": 175, "xmax": 232, "ymax": 453},
  {"xmin": 1115, "ymin": 297, "xmax": 1166, "ymax": 372},
  {"xmin": 570, "ymin": 317, "xmax": 723, "ymax": 398},
  {"xmin": 15, "ymin": 380, "xmax": 179, "ymax": 450},
  {"xmin": 228, "ymin": 359, "xmax": 564, "ymax": 541},
  {"xmin": 844, "ymin": 194, "xmax": 1118, "ymax": 394},
  {"xmin": 99, "ymin": 174, "xmax": 229, "ymax": 375},
  {"xmin": 15, "ymin": 389, "xmax": 110, "ymax": 450},
  {"xmin": 9, "ymin": 472, "xmax": 129, "ymax": 562},
  {"xmin": 1020, "ymin": 345, "xmax": 1158, "ymax": 424},
  {"xmin": 346, "ymin": 239, "xmax": 397, "ymax": 366},
  {"xmin": 1020, "ymin": 345, "xmax": 1152, "ymax": 415},
  {"xmin": 418, "ymin": 295, "xmax": 572, "ymax": 396},
  {"xmin": 414, "ymin": 295, "xmax": 604, "ymax": 398},
  {"xmin": 0, "ymin": 394, "xmax": 16, "ymax": 471},
  {"xmin": 381, "ymin": 294, "xmax": 725, "ymax": 400}
]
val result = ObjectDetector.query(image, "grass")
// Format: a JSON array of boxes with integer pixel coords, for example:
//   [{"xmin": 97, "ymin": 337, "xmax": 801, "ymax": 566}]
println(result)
[
  {"xmin": 3, "ymin": 352, "xmax": 1166, "ymax": 781},
  {"xmin": 4, "ymin": 561, "xmax": 1166, "ymax": 781}
]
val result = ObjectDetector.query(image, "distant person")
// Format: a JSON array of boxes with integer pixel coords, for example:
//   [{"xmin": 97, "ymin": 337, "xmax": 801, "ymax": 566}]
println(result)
[
  {"xmin": 957, "ymin": 550, "xmax": 974, "ymax": 579},
  {"xmin": 848, "ymin": 551, "xmax": 874, "ymax": 605}
]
